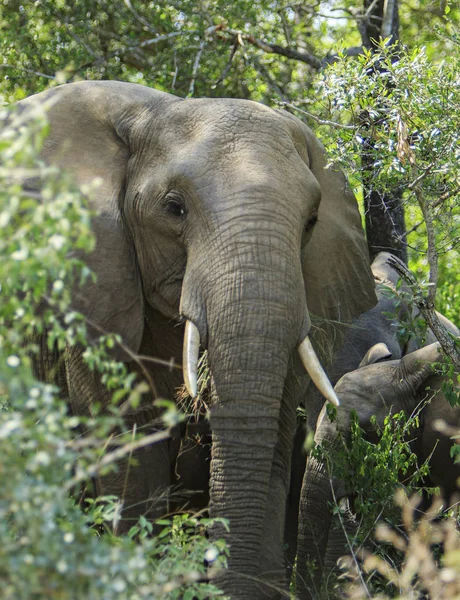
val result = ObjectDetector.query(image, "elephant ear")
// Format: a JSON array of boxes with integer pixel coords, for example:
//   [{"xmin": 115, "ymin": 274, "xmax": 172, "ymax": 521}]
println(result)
[
  {"xmin": 359, "ymin": 343, "xmax": 393, "ymax": 367},
  {"xmin": 19, "ymin": 81, "xmax": 178, "ymax": 360},
  {"xmin": 401, "ymin": 342, "xmax": 444, "ymax": 392},
  {"xmin": 280, "ymin": 112, "xmax": 377, "ymax": 343}
]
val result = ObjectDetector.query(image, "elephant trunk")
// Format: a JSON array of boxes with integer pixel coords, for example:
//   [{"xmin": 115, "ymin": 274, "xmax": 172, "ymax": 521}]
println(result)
[
  {"xmin": 207, "ymin": 291, "xmax": 302, "ymax": 595},
  {"xmin": 297, "ymin": 407, "xmax": 350, "ymax": 599},
  {"xmin": 190, "ymin": 222, "xmax": 307, "ymax": 597}
]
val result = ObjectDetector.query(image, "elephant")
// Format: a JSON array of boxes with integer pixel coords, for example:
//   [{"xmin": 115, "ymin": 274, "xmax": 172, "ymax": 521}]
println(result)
[
  {"xmin": 297, "ymin": 339, "xmax": 460, "ymax": 599},
  {"xmin": 285, "ymin": 250, "xmax": 456, "ymax": 572},
  {"xmin": 304, "ymin": 251, "xmax": 458, "ymax": 431},
  {"xmin": 17, "ymin": 80, "xmax": 377, "ymax": 599}
]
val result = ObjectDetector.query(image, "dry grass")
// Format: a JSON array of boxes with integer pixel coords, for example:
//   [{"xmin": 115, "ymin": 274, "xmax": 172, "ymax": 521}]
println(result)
[{"xmin": 341, "ymin": 490, "xmax": 460, "ymax": 599}]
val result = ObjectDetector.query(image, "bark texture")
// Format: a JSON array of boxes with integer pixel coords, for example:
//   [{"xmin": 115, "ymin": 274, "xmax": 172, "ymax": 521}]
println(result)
[{"xmin": 361, "ymin": 0, "xmax": 408, "ymax": 264}]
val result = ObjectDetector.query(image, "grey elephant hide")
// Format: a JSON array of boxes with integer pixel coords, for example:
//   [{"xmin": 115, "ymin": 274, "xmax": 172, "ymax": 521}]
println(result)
[{"xmin": 16, "ymin": 80, "xmax": 378, "ymax": 600}]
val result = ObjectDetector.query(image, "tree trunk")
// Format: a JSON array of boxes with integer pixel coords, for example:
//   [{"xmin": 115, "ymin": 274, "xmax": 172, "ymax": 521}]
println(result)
[{"xmin": 360, "ymin": 0, "xmax": 408, "ymax": 264}]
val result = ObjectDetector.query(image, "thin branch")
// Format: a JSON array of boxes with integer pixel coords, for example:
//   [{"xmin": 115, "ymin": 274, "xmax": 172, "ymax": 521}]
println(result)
[
  {"xmin": 188, "ymin": 39, "xmax": 206, "ymax": 96},
  {"xmin": 64, "ymin": 428, "xmax": 171, "ymax": 491},
  {"xmin": 75, "ymin": 311, "xmax": 160, "ymax": 398},
  {"xmin": 0, "ymin": 64, "xmax": 55, "ymax": 80},
  {"xmin": 408, "ymin": 163, "xmax": 438, "ymax": 306},
  {"xmin": 171, "ymin": 51, "xmax": 178, "ymax": 90},
  {"xmin": 214, "ymin": 26, "xmax": 322, "ymax": 70},
  {"xmin": 329, "ymin": 485, "xmax": 372, "ymax": 598},
  {"xmin": 407, "ymin": 163, "xmax": 435, "ymax": 191},
  {"xmin": 136, "ymin": 354, "xmax": 180, "ymax": 371},
  {"xmin": 364, "ymin": 0, "xmax": 382, "ymax": 19},
  {"xmin": 42, "ymin": 293, "xmax": 181, "ymax": 400},
  {"xmin": 406, "ymin": 186, "xmax": 460, "ymax": 235},
  {"xmin": 138, "ymin": 30, "xmax": 195, "ymax": 49},
  {"xmin": 212, "ymin": 38, "xmax": 239, "ymax": 88},
  {"xmin": 123, "ymin": 0, "xmax": 157, "ymax": 34},
  {"xmin": 278, "ymin": 9, "xmax": 292, "ymax": 45},
  {"xmin": 252, "ymin": 57, "xmax": 288, "ymax": 102},
  {"xmin": 386, "ymin": 256, "xmax": 460, "ymax": 369},
  {"xmin": 281, "ymin": 102, "xmax": 356, "ymax": 130},
  {"xmin": 138, "ymin": 24, "xmax": 220, "ymax": 50}
]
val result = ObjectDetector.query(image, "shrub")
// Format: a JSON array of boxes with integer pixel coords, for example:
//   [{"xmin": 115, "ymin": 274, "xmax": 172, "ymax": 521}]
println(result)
[{"xmin": 0, "ymin": 102, "xmax": 227, "ymax": 599}]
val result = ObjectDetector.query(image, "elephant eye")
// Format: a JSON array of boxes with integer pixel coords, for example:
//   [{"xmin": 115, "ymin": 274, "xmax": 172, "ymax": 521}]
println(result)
[
  {"xmin": 305, "ymin": 211, "xmax": 318, "ymax": 231},
  {"xmin": 165, "ymin": 198, "xmax": 186, "ymax": 218},
  {"xmin": 301, "ymin": 210, "xmax": 318, "ymax": 248}
]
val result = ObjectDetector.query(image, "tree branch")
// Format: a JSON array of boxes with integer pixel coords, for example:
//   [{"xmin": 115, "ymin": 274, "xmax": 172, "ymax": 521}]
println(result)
[
  {"xmin": 64, "ymin": 428, "xmax": 172, "ymax": 491},
  {"xmin": 406, "ymin": 187, "xmax": 460, "ymax": 235},
  {"xmin": 123, "ymin": 0, "xmax": 157, "ymax": 35},
  {"xmin": 189, "ymin": 39, "xmax": 206, "ymax": 96},
  {"xmin": 281, "ymin": 102, "xmax": 356, "ymax": 129},
  {"xmin": 0, "ymin": 64, "xmax": 55, "ymax": 80},
  {"xmin": 214, "ymin": 26, "xmax": 322, "ymax": 70},
  {"xmin": 386, "ymin": 256, "xmax": 460, "ymax": 369}
]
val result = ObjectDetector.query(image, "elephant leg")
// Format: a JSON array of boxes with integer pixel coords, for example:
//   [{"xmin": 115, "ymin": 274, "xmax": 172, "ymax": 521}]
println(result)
[
  {"xmin": 28, "ymin": 329, "xmax": 68, "ymax": 396},
  {"xmin": 174, "ymin": 418, "xmax": 211, "ymax": 512},
  {"xmin": 284, "ymin": 419, "xmax": 307, "ymax": 579},
  {"xmin": 64, "ymin": 344, "xmax": 176, "ymax": 534}
]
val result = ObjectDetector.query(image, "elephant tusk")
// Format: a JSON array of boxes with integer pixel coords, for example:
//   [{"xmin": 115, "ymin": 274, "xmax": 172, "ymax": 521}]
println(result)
[
  {"xmin": 183, "ymin": 320, "xmax": 200, "ymax": 398},
  {"xmin": 298, "ymin": 336, "xmax": 340, "ymax": 407}
]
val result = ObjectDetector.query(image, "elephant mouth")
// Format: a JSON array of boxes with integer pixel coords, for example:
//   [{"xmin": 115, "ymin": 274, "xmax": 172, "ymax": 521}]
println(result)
[
  {"xmin": 182, "ymin": 319, "xmax": 340, "ymax": 407},
  {"xmin": 148, "ymin": 282, "xmax": 183, "ymax": 319}
]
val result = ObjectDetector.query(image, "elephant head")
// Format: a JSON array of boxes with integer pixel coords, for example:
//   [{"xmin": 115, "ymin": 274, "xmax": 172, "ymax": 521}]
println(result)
[
  {"xmin": 298, "ymin": 340, "xmax": 460, "ymax": 599},
  {"xmin": 19, "ymin": 81, "xmax": 376, "ymax": 598}
]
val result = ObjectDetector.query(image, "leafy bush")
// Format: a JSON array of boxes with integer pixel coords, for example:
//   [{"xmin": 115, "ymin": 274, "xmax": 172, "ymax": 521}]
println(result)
[
  {"xmin": 317, "ymin": 408, "xmax": 432, "ymax": 552},
  {"xmin": 312, "ymin": 41, "xmax": 460, "ymax": 320},
  {"xmin": 0, "ymin": 102, "xmax": 227, "ymax": 599}
]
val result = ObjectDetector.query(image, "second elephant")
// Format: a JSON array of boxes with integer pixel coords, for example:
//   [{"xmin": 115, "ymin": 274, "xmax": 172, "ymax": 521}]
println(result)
[
  {"xmin": 298, "ymin": 341, "xmax": 460, "ymax": 599},
  {"xmin": 285, "ymin": 251, "xmax": 458, "ymax": 571}
]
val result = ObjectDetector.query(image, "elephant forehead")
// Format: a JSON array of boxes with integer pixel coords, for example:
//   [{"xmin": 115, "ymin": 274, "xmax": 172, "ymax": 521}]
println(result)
[{"xmin": 155, "ymin": 98, "xmax": 299, "ymax": 155}]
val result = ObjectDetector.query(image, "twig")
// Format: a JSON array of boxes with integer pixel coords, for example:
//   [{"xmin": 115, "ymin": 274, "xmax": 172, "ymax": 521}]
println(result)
[
  {"xmin": 386, "ymin": 256, "xmax": 460, "ymax": 369},
  {"xmin": 252, "ymin": 57, "xmax": 288, "ymax": 102},
  {"xmin": 329, "ymin": 484, "xmax": 372, "ymax": 598},
  {"xmin": 212, "ymin": 38, "xmax": 239, "ymax": 88},
  {"xmin": 136, "ymin": 354, "xmax": 180, "ymax": 370},
  {"xmin": 123, "ymin": 0, "xmax": 157, "ymax": 34},
  {"xmin": 73, "ymin": 310, "xmax": 160, "ymax": 398},
  {"xmin": 407, "ymin": 163, "xmax": 435, "ymax": 191},
  {"xmin": 43, "ymin": 294, "xmax": 182, "ymax": 400},
  {"xmin": 188, "ymin": 39, "xmax": 206, "ymax": 96},
  {"xmin": 406, "ymin": 187, "xmax": 460, "ymax": 235},
  {"xmin": 213, "ymin": 26, "xmax": 322, "ymax": 70},
  {"xmin": 64, "ymin": 428, "xmax": 171, "ymax": 491},
  {"xmin": 171, "ymin": 51, "xmax": 178, "ymax": 90},
  {"xmin": 281, "ymin": 102, "xmax": 356, "ymax": 130},
  {"xmin": 138, "ymin": 30, "xmax": 195, "ymax": 49},
  {"xmin": 0, "ymin": 64, "xmax": 55, "ymax": 80}
]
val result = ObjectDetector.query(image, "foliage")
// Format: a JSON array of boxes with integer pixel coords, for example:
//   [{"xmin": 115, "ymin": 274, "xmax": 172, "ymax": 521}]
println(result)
[
  {"xmin": 1, "ymin": 1, "xmax": 458, "ymax": 322},
  {"xmin": 316, "ymin": 410, "xmax": 432, "ymax": 550},
  {"xmin": 343, "ymin": 491, "xmax": 460, "ymax": 600},
  {"xmin": 300, "ymin": 39, "xmax": 459, "ymax": 323},
  {"xmin": 1, "ymin": 3, "xmax": 459, "ymax": 599},
  {"xmin": 1, "ymin": 1, "xmax": 458, "ymax": 105},
  {"xmin": 0, "ymin": 103, "xmax": 227, "ymax": 599},
  {"xmin": 380, "ymin": 281, "xmax": 430, "ymax": 350}
]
